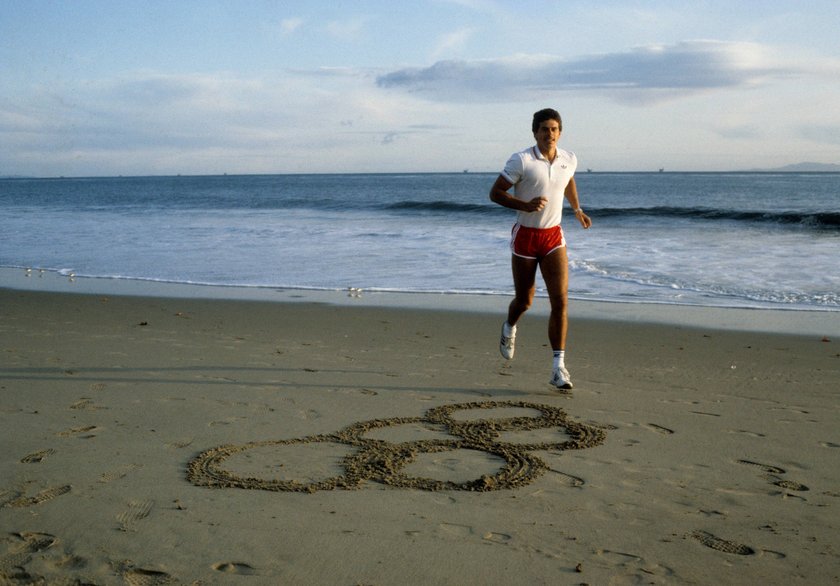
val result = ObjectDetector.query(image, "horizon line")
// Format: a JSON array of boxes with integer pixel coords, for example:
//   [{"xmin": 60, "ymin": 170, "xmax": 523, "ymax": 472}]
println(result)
[{"xmin": 4, "ymin": 169, "xmax": 840, "ymax": 180}]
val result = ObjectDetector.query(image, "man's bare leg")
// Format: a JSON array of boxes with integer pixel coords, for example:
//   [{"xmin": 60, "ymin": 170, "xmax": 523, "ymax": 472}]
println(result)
[
  {"xmin": 540, "ymin": 247, "xmax": 573, "ymax": 389},
  {"xmin": 500, "ymin": 255, "xmax": 538, "ymax": 359},
  {"xmin": 539, "ymin": 247, "xmax": 569, "ymax": 350},
  {"xmin": 507, "ymin": 255, "xmax": 538, "ymax": 327}
]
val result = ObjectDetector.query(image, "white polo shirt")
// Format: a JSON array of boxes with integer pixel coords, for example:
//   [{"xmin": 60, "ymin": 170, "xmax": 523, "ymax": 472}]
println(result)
[{"xmin": 501, "ymin": 145, "xmax": 577, "ymax": 229}]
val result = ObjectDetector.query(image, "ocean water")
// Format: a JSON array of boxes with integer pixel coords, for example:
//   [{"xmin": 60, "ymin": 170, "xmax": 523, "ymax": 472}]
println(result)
[{"xmin": 1, "ymin": 172, "xmax": 838, "ymax": 311}]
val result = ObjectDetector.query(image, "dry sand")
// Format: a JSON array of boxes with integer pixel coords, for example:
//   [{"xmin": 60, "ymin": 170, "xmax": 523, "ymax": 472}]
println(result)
[{"xmin": 1, "ymin": 286, "xmax": 839, "ymax": 585}]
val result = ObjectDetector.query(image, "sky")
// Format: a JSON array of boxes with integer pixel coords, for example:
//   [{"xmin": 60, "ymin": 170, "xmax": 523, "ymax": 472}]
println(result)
[{"xmin": 2, "ymin": 0, "xmax": 840, "ymax": 176}]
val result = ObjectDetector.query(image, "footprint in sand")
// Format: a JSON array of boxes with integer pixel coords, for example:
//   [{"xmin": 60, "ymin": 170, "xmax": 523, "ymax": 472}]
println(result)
[
  {"xmin": 70, "ymin": 397, "xmax": 106, "ymax": 410},
  {"xmin": 438, "ymin": 524, "xmax": 511, "ymax": 545},
  {"xmin": 438, "ymin": 523, "xmax": 473, "ymax": 538},
  {"xmin": 0, "ymin": 490, "xmax": 19, "ymax": 508},
  {"xmin": 0, "ymin": 549, "xmax": 33, "ymax": 576},
  {"xmin": 20, "ymin": 448, "xmax": 56, "ymax": 463},
  {"xmin": 4, "ymin": 485, "xmax": 71, "ymax": 508},
  {"xmin": 70, "ymin": 398, "xmax": 91, "ymax": 410},
  {"xmin": 122, "ymin": 567, "xmax": 175, "ymax": 586},
  {"xmin": 729, "ymin": 429, "xmax": 766, "ymax": 438},
  {"xmin": 330, "ymin": 387, "xmax": 379, "ymax": 397},
  {"xmin": 56, "ymin": 425, "xmax": 99, "ymax": 438},
  {"xmin": 644, "ymin": 423, "xmax": 674, "ymax": 435},
  {"xmin": 117, "ymin": 500, "xmax": 154, "ymax": 531},
  {"xmin": 208, "ymin": 417, "xmax": 246, "ymax": 427},
  {"xmin": 16, "ymin": 532, "xmax": 58, "ymax": 553},
  {"xmin": 100, "ymin": 464, "xmax": 142, "ymax": 483},
  {"xmin": 0, "ymin": 531, "xmax": 59, "ymax": 578},
  {"xmin": 483, "ymin": 532, "xmax": 513, "ymax": 543},
  {"xmin": 212, "ymin": 562, "xmax": 257, "ymax": 575},
  {"xmin": 737, "ymin": 459, "xmax": 785, "ymax": 475},
  {"xmin": 165, "ymin": 438, "xmax": 194, "ymax": 449},
  {"xmin": 737, "ymin": 459, "xmax": 809, "ymax": 493},
  {"xmin": 773, "ymin": 479, "xmax": 809, "ymax": 492},
  {"xmin": 690, "ymin": 530, "xmax": 755, "ymax": 555},
  {"xmin": 547, "ymin": 469, "xmax": 586, "ymax": 487}
]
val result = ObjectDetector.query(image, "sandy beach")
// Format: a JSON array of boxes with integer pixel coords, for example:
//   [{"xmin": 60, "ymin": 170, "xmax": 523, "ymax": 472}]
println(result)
[{"xmin": 1, "ymin": 284, "xmax": 839, "ymax": 585}]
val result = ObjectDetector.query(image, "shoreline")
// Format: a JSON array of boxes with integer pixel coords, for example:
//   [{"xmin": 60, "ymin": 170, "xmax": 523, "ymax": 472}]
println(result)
[{"xmin": 1, "ymin": 266, "xmax": 838, "ymax": 337}]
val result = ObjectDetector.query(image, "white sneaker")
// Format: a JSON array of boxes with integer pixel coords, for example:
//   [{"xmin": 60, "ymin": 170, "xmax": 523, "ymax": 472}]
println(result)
[
  {"xmin": 550, "ymin": 367, "xmax": 573, "ymax": 390},
  {"xmin": 499, "ymin": 322, "xmax": 515, "ymax": 360}
]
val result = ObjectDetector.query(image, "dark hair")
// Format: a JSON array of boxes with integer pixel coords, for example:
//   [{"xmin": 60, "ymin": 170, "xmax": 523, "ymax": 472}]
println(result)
[{"xmin": 532, "ymin": 108, "xmax": 562, "ymax": 133}]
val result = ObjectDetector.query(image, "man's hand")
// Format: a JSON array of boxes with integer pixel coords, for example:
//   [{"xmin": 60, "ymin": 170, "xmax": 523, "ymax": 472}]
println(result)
[
  {"xmin": 575, "ymin": 209, "xmax": 592, "ymax": 229},
  {"xmin": 524, "ymin": 197, "xmax": 547, "ymax": 212}
]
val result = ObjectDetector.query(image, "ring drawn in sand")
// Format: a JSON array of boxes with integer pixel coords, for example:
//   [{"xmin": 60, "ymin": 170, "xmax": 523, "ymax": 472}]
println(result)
[{"xmin": 188, "ymin": 401, "xmax": 606, "ymax": 493}]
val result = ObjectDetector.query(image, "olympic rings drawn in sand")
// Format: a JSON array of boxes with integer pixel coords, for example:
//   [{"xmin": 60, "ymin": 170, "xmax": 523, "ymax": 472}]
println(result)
[{"xmin": 188, "ymin": 401, "xmax": 607, "ymax": 493}]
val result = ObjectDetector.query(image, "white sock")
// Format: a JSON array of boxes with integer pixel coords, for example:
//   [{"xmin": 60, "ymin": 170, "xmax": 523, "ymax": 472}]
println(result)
[
  {"xmin": 553, "ymin": 350, "xmax": 565, "ymax": 370},
  {"xmin": 503, "ymin": 322, "xmax": 516, "ymax": 337}
]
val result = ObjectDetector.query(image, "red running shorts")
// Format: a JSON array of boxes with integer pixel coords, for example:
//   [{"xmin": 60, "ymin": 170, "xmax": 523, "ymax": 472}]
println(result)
[{"xmin": 510, "ymin": 223, "xmax": 566, "ymax": 260}]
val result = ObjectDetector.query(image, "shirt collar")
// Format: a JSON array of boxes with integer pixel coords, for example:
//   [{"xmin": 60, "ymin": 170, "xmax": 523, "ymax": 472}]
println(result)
[{"xmin": 533, "ymin": 145, "xmax": 556, "ymax": 162}]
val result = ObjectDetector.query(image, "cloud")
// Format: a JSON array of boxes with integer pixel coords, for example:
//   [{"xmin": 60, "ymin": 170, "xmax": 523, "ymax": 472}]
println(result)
[
  {"xmin": 798, "ymin": 124, "xmax": 840, "ymax": 146},
  {"xmin": 714, "ymin": 124, "xmax": 765, "ymax": 140},
  {"xmin": 344, "ymin": 124, "xmax": 453, "ymax": 147},
  {"xmin": 377, "ymin": 40, "xmax": 823, "ymax": 104},
  {"xmin": 325, "ymin": 16, "xmax": 372, "ymax": 42},
  {"xmin": 437, "ymin": 0, "xmax": 495, "ymax": 9},
  {"xmin": 431, "ymin": 27, "xmax": 475, "ymax": 60},
  {"xmin": 105, "ymin": 74, "xmax": 207, "ymax": 106},
  {"xmin": 279, "ymin": 17, "xmax": 304, "ymax": 35},
  {"xmin": 0, "ymin": 67, "xmax": 454, "ymax": 175},
  {"xmin": 2, "ymin": 72, "xmax": 294, "ymax": 161},
  {"xmin": 435, "ymin": 0, "xmax": 505, "ymax": 16}
]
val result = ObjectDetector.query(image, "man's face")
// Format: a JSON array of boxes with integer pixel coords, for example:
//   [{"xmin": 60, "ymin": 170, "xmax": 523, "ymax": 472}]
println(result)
[{"xmin": 534, "ymin": 119, "xmax": 561, "ymax": 153}]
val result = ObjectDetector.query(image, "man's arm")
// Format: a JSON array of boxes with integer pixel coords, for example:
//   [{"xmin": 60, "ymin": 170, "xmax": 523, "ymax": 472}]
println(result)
[
  {"xmin": 564, "ymin": 177, "xmax": 592, "ymax": 229},
  {"xmin": 489, "ymin": 175, "xmax": 546, "ymax": 213}
]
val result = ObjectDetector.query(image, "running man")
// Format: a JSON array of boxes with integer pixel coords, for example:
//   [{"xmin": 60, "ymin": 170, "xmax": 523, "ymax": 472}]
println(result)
[{"xmin": 489, "ymin": 108, "xmax": 592, "ymax": 389}]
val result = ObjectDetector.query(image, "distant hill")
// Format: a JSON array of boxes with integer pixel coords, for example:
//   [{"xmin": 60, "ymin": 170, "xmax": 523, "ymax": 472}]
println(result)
[{"xmin": 748, "ymin": 162, "xmax": 840, "ymax": 172}]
